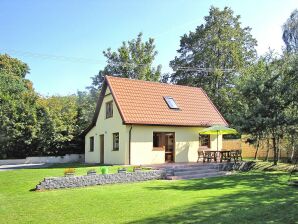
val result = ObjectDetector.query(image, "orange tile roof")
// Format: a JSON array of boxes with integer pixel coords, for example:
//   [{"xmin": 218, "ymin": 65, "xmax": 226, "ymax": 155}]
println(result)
[{"xmin": 105, "ymin": 76, "xmax": 228, "ymax": 126}]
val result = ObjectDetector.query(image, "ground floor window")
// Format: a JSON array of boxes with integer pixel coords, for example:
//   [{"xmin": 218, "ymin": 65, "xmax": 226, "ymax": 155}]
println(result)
[
  {"xmin": 200, "ymin": 134, "xmax": 210, "ymax": 148},
  {"xmin": 89, "ymin": 136, "xmax": 94, "ymax": 152},
  {"xmin": 113, "ymin": 133, "xmax": 119, "ymax": 151},
  {"xmin": 153, "ymin": 132, "xmax": 163, "ymax": 148}
]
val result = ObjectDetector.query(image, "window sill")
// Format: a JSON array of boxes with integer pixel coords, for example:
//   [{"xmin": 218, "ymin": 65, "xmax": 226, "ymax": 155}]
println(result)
[{"xmin": 152, "ymin": 147, "xmax": 165, "ymax": 151}]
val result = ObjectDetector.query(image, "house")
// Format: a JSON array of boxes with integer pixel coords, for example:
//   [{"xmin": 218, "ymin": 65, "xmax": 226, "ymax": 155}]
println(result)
[{"xmin": 84, "ymin": 76, "xmax": 228, "ymax": 165}]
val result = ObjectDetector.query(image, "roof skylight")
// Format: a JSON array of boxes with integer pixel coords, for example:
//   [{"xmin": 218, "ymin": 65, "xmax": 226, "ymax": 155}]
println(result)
[{"xmin": 164, "ymin": 96, "xmax": 179, "ymax": 109}]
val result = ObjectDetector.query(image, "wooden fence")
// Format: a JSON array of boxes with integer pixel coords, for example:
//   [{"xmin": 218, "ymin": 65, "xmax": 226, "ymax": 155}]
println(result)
[{"xmin": 222, "ymin": 138, "xmax": 291, "ymax": 159}]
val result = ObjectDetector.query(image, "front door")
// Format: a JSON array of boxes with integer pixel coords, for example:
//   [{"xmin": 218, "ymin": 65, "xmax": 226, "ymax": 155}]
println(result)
[
  {"xmin": 100, "ymin": 135, "xmax": 104, "ymax": 164},
  {"xmin": 165, "ymin": 133, "xmax": 175, "ymax": 163}
]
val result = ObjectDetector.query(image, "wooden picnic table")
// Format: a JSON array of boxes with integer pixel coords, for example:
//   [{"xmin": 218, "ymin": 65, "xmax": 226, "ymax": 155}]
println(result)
[{"xmin": 198, "ymin": 150, "xmax": 242, "ymax": 163}]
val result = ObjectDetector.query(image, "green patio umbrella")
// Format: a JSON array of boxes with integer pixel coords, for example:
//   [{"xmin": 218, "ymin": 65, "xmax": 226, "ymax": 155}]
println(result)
[{"xmin": 199, "ymin": 125, "xmax": 238, "ymax": 152}]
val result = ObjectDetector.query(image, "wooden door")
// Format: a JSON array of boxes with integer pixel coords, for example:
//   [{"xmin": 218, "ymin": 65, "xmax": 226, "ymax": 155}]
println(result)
[
  {"xmin": 165, "ymin": 133, "xmax": 175, "ymax": 162},
  {"xmin": 100, "ymin": 135, "xmax": 104, "ymax": 164}
]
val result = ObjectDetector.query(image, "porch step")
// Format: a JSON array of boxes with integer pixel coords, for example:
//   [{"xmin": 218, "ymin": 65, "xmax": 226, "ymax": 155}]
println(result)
[
  {"xmin": 158, "ymin": 163, "xmax": 221, "ymax": 170},
  {"xmin": 167, "ymin": 171, "xmax": 229, "ymax": 180},
  {"xmin": 173, "ymin": 168, "xmax": 219, "ymax": 176}
]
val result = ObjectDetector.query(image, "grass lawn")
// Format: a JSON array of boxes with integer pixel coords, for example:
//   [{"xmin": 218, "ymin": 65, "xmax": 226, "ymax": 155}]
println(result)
[{"xmin": 0, "ymin": 163, "xmax": 297, "ymax": 224}]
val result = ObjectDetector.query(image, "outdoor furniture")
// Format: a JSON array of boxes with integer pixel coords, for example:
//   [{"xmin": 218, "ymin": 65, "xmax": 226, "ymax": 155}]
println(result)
[
  {"xmin": 198, "ymin": 149, "xmax": 242, "ymax": 163},
  {"xmin": 197, "ymin": 150, "xmax": 218, "ymax": 163},
  {"xmin": 219, "ymin": 150, "xmax": 231, "ymax": 163},
  {"xmin": 230, "ymin": 149, "xmax": 243, "ymax": 162}
]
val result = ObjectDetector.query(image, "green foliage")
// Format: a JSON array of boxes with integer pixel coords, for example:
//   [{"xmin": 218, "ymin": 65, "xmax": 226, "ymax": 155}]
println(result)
[
  {"xmin": 232, "ymin": 53, "xmax": 298, "ymax": 164},
  {"xmin": 35, "ymin": 95, "xmax": 83, "ymax": 155},
  {"xmin": 170, "ymin": 6, "xmax": 257, "ymax": 116},
  {"xmin": 283, "ymin": 9, "xmax": 298, "ymax": 53},
  {"xmin": 0, "ymin": 54, "xmax": 30, "ymax": 78},
  {"xmin": 90, "ymin": 32, "xmax": 162, "ymax": 91},
  {"xmin": 0, "ymin": 70, "xmax": 39, "ymax": 158},
  {"xmin": 0, "ymin": 55, "xmax": 84, "ymax": 158},
  {"xmin": 76, "ymin": 90, "xmax": 97, "ymax": 131}
]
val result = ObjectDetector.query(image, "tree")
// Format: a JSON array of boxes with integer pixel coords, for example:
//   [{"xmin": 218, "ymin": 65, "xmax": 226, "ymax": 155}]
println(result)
[
  {"xmin": 233, "ymin": 53, "xmax": 298, "ymax": 165},
  {"xmin": 170, "ymin": 6, "xmax": 257, "ymax": 117},
  {"xmin": 89, "ymin": 32, "xmax": 162, "ymax": 91},
  {"xmin": 0, "ymin": 54, "xmax": 84, "ymax": 158},
  {"xmin": 0, "ymin": 54, "xmax": 30, "ymax": 78},
  {"xmin": 283, "ymin": 9, "xmax": 298, "ymax": 53},
  {"xmin": 0, "ymin": 61, "xmax": 38, "ymax": 158},
  {"xmin": 36, "ymin": 95, "xmax": 82, "ymax": 155},
  {"xmin": 76, "ymin": 91, "xmax": 96, "ymax": 132}
]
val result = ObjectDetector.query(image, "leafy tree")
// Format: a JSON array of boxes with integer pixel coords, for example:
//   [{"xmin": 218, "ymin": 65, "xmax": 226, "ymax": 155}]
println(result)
[
  {"xmin": 0, "ymin": 54, "xmax": 30, "ymax": 78},
  {"xmin": 170, "ymin": 6, "xmax": 257, "ymax": 117},
  {"xmin": 76, "ymin": 91, "xmax": 96, "ymax": 132},
  {"xmin": 0, "ymin": 70, "xmax": 38, "ymax": 158},
  {"xmin": 283, "ymin": 9, "xmax": 298, "ymax": 53},
  {"xmin": 233, "ymin": 53, "xmax": 298, "ymax": 165},
  {"xmin": 89, "ymin": 32, "xmax": 162, "ymax": 91},
  {"xmin": 0, "ymin": 54, "xmax": 84, "ymax": 158},
  {"xmin": 36, "ymin": 95, "xmax": 82, "ymax": 155}
]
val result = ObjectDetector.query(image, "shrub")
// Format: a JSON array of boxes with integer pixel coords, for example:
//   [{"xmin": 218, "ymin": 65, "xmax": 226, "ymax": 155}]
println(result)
[{"xmin": 64, "ymin": 168, "xmax": 75, "ymax": 175}]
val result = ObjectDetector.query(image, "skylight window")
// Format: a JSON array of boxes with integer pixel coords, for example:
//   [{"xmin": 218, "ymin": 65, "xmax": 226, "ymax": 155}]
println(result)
[{"xmin": 164, "ymin": 96, "xmax": 179, "ymax": 109}]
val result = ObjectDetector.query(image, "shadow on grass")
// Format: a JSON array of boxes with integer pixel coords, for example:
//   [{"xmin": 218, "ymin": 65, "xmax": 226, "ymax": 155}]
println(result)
[
  {"xmin": 146, "ymin": 172, "xmax": 283, "ymax": 192},
  {"xmin": 127, "ymin": 172, "xmax": 298, "ymax": 224}
]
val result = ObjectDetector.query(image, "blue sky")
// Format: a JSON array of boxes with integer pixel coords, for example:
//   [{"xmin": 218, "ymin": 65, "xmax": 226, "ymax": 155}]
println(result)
[{"xmin": 0, "ymin": 0, "xmax": 297, "ymax": 95}]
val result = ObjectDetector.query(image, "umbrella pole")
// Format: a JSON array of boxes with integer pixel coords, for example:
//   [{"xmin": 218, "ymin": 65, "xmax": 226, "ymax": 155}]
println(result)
[
  {"xmin": 217, "ymin": 130, "xmax": 219, "ymax": 162},
  {"xmin": 217, "ymin": 130, "xmax": 219, "ymax": 152}
]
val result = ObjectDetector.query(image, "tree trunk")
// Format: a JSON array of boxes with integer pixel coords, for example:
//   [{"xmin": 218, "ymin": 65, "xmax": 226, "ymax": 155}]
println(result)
[
  {"xmin": 277, "ymin": 137, "xmax": 281, "ymax": 162},
  {"xmin": 265, "ymin": 138, "xmax": 270, "ymax": 161},
  {"xmin": 254, "ymin": 137, "xmax": 260, "ymax": 160},
  {"xmin": 290, "ymin": 134, "xmax": 295, "ymax": 163},
  {"xmin": 272, "ymin": 137, "xmax": 278, "ymax": 165}
]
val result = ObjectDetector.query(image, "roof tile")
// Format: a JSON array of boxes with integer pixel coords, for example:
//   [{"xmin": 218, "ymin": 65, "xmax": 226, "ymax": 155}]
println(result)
[{"xmin": 106, "ymin": 76, "xmax": 228, "ymax": 126}]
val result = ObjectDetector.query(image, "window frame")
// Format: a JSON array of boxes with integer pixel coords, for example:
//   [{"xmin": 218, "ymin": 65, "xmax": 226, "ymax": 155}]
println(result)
[
  {"xmin": 199, "ymin": 134, "xmax": 211, "ymax": 148},
  {"xmin": 153, "ymin": 132, "xmax": 163, "ymax": 148},
  {"xmin": 112, "ymin": 132, "xmax": 119, "ymax": 151},
  {"xmin": 106, "ymin": 101, "xmax": 113, "ymax": 119},
  {"xmin": 89, "ymin": 136, "xmax": 94, "ymax": 152},
  {"xmin": 164, "ymin": 96, "xmax": 179, "ymax": 109}
]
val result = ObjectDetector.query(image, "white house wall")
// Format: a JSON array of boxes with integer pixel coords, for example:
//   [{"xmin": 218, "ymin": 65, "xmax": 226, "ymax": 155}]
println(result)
[
  {"xmin": 85, "ymin": 87, "xmax": 129, "ymax": 164},
  {"xmin": 130, "ymin": 125, "xmax": 223, "ymax": 165}
]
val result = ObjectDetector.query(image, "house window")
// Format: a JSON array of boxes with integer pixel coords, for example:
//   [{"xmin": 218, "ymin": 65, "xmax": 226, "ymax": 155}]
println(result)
[
  {"xmin": 90, "ymin": 136, "xmax": 94, "ymax": 152},
  {"xmin": 106, "ymin": 101, "xmax": 113, "ymax": 118},
  {"xmin": 153, "ymin": 132, "xmax": 163, "ymax": 148},
  {"xmin": 200, "ymin": 135, "xmax": 210, "ymax": 148},
  {"xmin": 164, "ymin": 96, "xmax": 179, "ymax": 109},
  {"xmin": 113, "ymin": 133, "xmax": 119, "ymax": 151}
]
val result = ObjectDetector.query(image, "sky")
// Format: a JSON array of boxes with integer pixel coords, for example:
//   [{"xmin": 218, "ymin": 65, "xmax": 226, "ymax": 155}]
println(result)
[{"xmin": 0, "ymin": 0, "xmax": 297, "ymax": 95}]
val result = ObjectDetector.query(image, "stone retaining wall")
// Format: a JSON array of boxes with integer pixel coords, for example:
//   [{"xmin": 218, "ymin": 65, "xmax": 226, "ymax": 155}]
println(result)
[
  {"xmin": 36, "ymin": 170, "xmax": 166, "ymax": 190},
  {"xmin": 220, "ymin": 161, "xmax": 256, "ymax": 172}
]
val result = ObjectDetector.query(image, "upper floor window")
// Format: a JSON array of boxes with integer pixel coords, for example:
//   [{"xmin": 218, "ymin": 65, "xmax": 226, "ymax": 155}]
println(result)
[
  {"xmin": 164, "ymin": 96, "xmax": 179, "ymax": 109},
  {"xmin": 106, "ymin": 101, "xmax": 113, "ymax": 118},
  {"xmin": 90, "ymin": 136, "xmax": 94, "ymax": 152},
  {"xmin": 200, "ymin": 134, "xmax": 210, "ymax": 148}
]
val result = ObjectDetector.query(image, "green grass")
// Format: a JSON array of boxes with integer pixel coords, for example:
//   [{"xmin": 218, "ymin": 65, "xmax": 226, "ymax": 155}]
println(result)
[{"xmin": 0, "ymin": 163, "xmax": 297, "ymax": 224}]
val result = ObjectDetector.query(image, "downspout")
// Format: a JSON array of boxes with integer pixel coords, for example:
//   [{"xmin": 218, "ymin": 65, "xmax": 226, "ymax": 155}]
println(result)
[{"xmin": 128, "ymin": 125, "xmax": 133, "ymax": 165}]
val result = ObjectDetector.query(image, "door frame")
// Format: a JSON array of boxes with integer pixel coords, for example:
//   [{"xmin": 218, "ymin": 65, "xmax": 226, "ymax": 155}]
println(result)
[
  {"xmin": 99, "ymin": 134, "xmax": 104, "ymax": 164},
  {"xmin": 153, "ymin": 132, "xmax": 175, "ymax": 163},
  {"xmin": 164, "ymin": 132, "xmax": 175, "ymax": 163}
]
